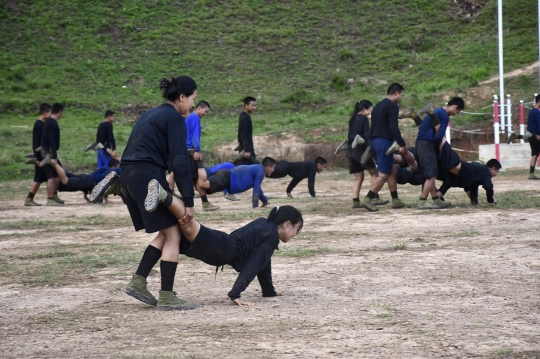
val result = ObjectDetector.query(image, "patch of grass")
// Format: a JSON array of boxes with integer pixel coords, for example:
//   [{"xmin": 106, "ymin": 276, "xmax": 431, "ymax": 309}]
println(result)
[
  {"xmin": 455, "ymin": 228, "xmax": 480, "ymax": 237},
  {"xmin": 372, "ymin": 299, "xmax": 397, "ymax": 318},
  {"xmin": 496, "ymin": 190, "xmax": 540, "ymax": 209},
  {"xmin": 387, "ymin": 242, "xmax": 408, "ymax": 251},
  {"xmin": 275, "ymin": 246, "xmax": 333, "ymax": 258}
]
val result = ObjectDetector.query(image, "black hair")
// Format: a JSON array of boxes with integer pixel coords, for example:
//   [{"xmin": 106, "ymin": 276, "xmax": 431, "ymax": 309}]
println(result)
[
  {"xmin": 51, "ymin": 103, "xmax": 64, "ymax": 115},
  {"xmin": 536, "ymin": 94, "xmax": 540, "ymax": 104},
  {"xmin": 108, "ymin": 158, "xmax": 120, "ymax": 168},
  {"xmin": 243, "ymin": 96, "xmax": 256, "ymax": 106},
  {"xmin": 159, "ymin": 76, "xmax": 197, "ymax": 101},
  {"xmin": 104, "ymin": 110, "xmax": 115, "ymax": 118},
  {"xmin": 447, "ymin": 97, "xmax": 465, "ymax": 110},
  {"xmin": 486, "ymin": 158, "xmax": 502, "ymax": 170},
  {"xmin": 387, "ymin": 83, "xmax": 404, "ymax": 95},
  {"xmin": 349, "ymin": 99, "xmax": 372, "ymax": 127},
  {"xmin": 267, "ymin": 205, "xmax": 303, "ymax": 232},
  {"xmin": 196, "ymin": 100, "xmax": 211, "ymax": 110},
  {"xmin": 39, "ymin": 103, "xmax": 51, "ymax": 115},
  {"xmin": 261, "ymin": 157, "xmax": 276, "ymax": 167},
  {"xmin": 314, "ymin": 156, "xmax": 327, "ymax": 165}
]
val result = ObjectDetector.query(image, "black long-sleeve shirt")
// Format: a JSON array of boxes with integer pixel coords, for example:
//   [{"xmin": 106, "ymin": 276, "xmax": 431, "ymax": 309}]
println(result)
[
  {"xmin": 369, "ymin": 98, "xmax": 406, "ymax": 147},
  {"xmin": 348, "ymin": 114, "xmax": 370, "ymax": 149},
  {"xmin": 438, "ymin": 162, "xmax": 494, "ymax": 203},
  {"xmin": 121, "ymin": 103, "xmax": 194, "ymax": 207},
  {"xmin": 269, "ymin": 160, "xmax": 318, "ymax": 197},
  {"xmin": 32, "ymin": 119, "xmax": 45, "ymax": 158},
  {"xmin": 237, "ymin": 111, "xmax": 255, "ymax": 155},
  {"xmin": 96, "ymin": 121, "xmax": 116, "ymax": 150},
  {"xmin": 41, "ymin": 117, "xmax": 60, "ymax": 159},
  {"xmin": 228, "ymin": 218, "xmax": 280, "ymax": 300}
]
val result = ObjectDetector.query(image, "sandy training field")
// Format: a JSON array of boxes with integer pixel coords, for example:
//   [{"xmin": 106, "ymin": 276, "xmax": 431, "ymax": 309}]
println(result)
[{"xmin": 0, "ymin": 170, "xmax": 539, "ymax": 358}]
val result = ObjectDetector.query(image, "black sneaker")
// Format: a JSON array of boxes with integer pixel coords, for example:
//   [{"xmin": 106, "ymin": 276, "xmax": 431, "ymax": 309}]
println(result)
[{"xmin": 90, "ymin": 171, "xmax": 119, "ymax": 203}]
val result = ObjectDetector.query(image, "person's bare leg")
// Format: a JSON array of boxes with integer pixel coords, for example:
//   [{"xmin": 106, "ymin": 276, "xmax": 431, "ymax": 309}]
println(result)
[
  {"xmin": 393, "ymin": 154, "xmax": 405, "ymax": 167},
  {"xmin": 368, "ymin": 168, "xmax": 377, "ymax": 188},
  {"xmin": 166, "ymin": 196, "xmax": 201, "ymax": 242},
  {"xmin": 29, "ymin": 182, "xmax": 41, "ymax": 195},
  {"xmin": 196, "ymin": 170, "xmax": 211, "ymax": 196},
  {"xmin": 51, "ymin": 162, "xmax": 69, "ymax": 185},
  {"xmin": 387, "ymin": 166, "xmax": 398, "ymax": 193},
  {"xmin": 168, "ymin": 172, "xmax": 175, "ymax": 191},
  {"xmin": 148, "ymin": 225, "xmax": 180, "ymax": 262},
  {"xmin": 402, "ymin": 151, "xmax": 418, "ymax": 172},
  {"xmin": 46, "ymin": 178, "xmax": 56, "ymax": 198},
  {"xmin": 371, "ymin": 173, "xmax": 388, "ymax": 194},
  {"xmin": 352, "ymin": 172, "xmax": 364, "ymax": 198},
  {"xmin": 530, "ymin": 155, "xmax": 538, "ymax": 168},
  {"xmin": 421, "ymin": 177, "xmax": 436, "ymax": 199}
]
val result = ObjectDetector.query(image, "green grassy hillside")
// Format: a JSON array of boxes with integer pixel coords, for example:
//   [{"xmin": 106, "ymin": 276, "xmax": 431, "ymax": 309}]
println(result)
[{"xmin": 0, "ymin": 0, "xmax": 538, "ymax": 180}]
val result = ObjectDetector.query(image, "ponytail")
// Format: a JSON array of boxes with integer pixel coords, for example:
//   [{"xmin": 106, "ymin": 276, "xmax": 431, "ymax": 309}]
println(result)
[
  {"xmin": 267, "ymin": 205, "xmax": 303, "ymax": 232},
  {"xmin": 159, "ymin": 76, "xmax": 197, "ymax": 101}
]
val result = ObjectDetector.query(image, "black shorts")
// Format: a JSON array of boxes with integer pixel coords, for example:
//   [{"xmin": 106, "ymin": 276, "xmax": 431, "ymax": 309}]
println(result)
[
  {"xmin": 179, "ymin": 225, "xmax": 237, "ymax": 266},
  {"xmin": 207, "ymin": 170, "xmax": 231, "ymax": 194},
  {"xmin": 188, "ymin": 151, "xmax": 204, "ymax": 180},
  {"xmin": 348, "ymin": 147, "xmax": 375, "ymax": 174},
  {"xmin": 416, "ymin": 140, "xmax": 438, "ymax": 178},
  {"xmin": 33, "ymin": 165, "xmax": 47, "ymax": 183},
  {"xmin": 530, "ymin": 136, "xmax": 540, "ymax": 156},
  {"xmin": 120, "ymin": 163, "xmax": 179, "ymax": 233},
  {"xmin": 44, "ymin": 159, "xmax": 63, "ymax": 180},
  {"xmin": 437, "ymin": 142, "xmax": 461, "ymax": 172}
]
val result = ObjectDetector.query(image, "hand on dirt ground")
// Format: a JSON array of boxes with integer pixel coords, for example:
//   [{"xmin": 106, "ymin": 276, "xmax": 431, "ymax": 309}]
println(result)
[
  {"xmin": 193, "ymin": 152, "xmax": 202, "ymax": 161},
  {"xmin": 287, "ymin": 193, "xmax": 293, "ymax": 199},
  {"xmin": 84, "ymin": 194, "xmax": 90, "ymax": 203},
  {"xmin": 492, "ymin": 198, "xmax": 498, "ymax": 204},
  {"xmin": 180, "ymin": 207, "xmax": 194, "ymax": 226},
  {"xmin": 244, "ymin": 152, "xmax": 251, "ymax": 159},
  {"xmin": 234, "ymin": 299, "xmax": 254, "ymax": 306},
  {"xmin": 398, "ymin": 146, "xmax": 407, "ymax": 155}
]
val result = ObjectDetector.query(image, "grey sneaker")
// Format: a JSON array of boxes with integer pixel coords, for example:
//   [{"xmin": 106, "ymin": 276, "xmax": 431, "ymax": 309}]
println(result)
[
  {"xmin": 398, "ymin": 107, "xmax": 417, "ymax": 119},
  {"xmin": 335, "ymin": 140, "xmax": 348, "ymax": 155},
  {"xmin": 237, "ymin": 150, "xmax": 245, "ymax": 160},
  {"xmin": 417, "ymin": 199, "xmax": 439, "ymax": 210},
  {"xmin": 351, "ymin": 135, "xmax": 365, "ymax": 149},
  {"xmin": 24, "ymin": 197, "xmax": 41, "ymax": 206},
  {"xmin": 372, "ymin": 197, "xmax": 389, "ymax": 206},
  {"xmin": 39, "ymin": 152, "xmax": 51, "ymax": 167},
  {"xmin": 391, "ymin": 198, "xmax": 410, "ymax": 209},
  {"xmin": 224, "ymin": 193, "xmax": 240, "ymax": 201},
  {"xmin": 385, "ymin": 141, "xmax": 401, "ymax": 156},
  {"xmin": 90, "ymin": 171, "xmax": 119, "ymax": 203},
  {"xmin": 84, "ymin": 142, "xmax": 96, "ymax": 152},
  {"xmin": 202, "ymin": 201, "xmax": 220, "ymax": 211},
  {"xmin": 351, "ymin": 200, "xmax": 361, "ymax": 209},
  {"xmin": 94, "ymin": 142, "xmax": 105, "ymax": 151},
  {"xmin": 25, "ymin": 152, "xmax": 36, "ymax": 158},
  {"xmin": 53, "ymin": 193, "xmax": 64, "ymax": 204},
  {"xmin": 26, "ymin": 158, "xmax": 38, "ymax": 165},
  {"xmin": 525, "ymin": 131, "xmax": 534, "ymax": 141},
  {"xmin": 360, "ymin": 197, "xmax": 378, "ymax": 212},
  {"xmin": 46, "ymin": 198, "xmax": 63, "ymax": 206},
  {"xmin": 144, "ymin": 179, "xmax": 169, "ymax": 212},
  {"xmin": 529, "ymin": 173, "xmax": 540, "ymax": 180},
  {"xmin": 157, "ymin": 291, "xmax": 196, "ymax": 311},
  {"xmin": 507, "ymin": 132, "xmax": 519, "ymax": 144},
  {"xmin": 103, "ymin": 176, "xmax": 121, "ymax": 196},
  {"xmin": 124, "ymin": 274, "xmax": 157, "ymax": 306},
  {"xmin": 418, "ymin": 103, "xmax": 434, "ymax": 115},
  {"xmin": 360, "ymin": 146, "xmax": 372, "ymax": 165},
  {"xmin": 432, "ymin": 198, "xmax": 451, "ymax": 209}
]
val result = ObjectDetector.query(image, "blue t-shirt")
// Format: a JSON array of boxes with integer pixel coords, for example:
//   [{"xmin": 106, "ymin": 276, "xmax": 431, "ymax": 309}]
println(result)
[
  {"xmin": 207, "ymin": 162, "xmax": 235, "ymax": 175},
  {"xmin": 416, "ymin": 108, "xmax": 450, "ymax": 145},
  {"xmin": 229, "ymin": 165, "xmax": 268, "ymax": 207},
  {"xmin": 91, "ymin": 166, "xmax": 121, "ymax": 184},
  {"xmin": 185, "ymin": 112, "xmax": 201, "ymax": 151},
  {"xmin": 527, "ymin": 108, "xmax": 540, "ymax": 135}
]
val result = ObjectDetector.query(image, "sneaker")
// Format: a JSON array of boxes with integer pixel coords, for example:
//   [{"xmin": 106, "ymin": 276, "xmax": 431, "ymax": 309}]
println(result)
[
  {"xmin": 224, "ymin": 193, "xmax": 240, "ymax": 201},
  {"xmin": 391, "ymin": 198, "xmax": 410, "ymax": 209},
  {"xmin": 351, "ymin": 135, "xmax": 365, "ymax": 149},
  {"xmin": 24, "ymin": 197, "xmax": 41, "ymax": 206},
  {"xmin": 525, "ymin": 131, "xmax": 534, "ymax": 141},
  {"xmin": 418, "ymin": 102, "xmax": 434, "ymax": 115},
  {"xmin": 398, "ymin": 107, "xmax": 417, "ymax": 119},
  {"xmin": 46, "ymin": 198, "xmax": 63, "ymax": 206},
  {"xmin": 507, "ymin": 132, "xmax": 519, "ymax": 144},
  {"xmin": 25, "ymin": 152, "xmax": 36, "ymax": 158},
  {"xmin": 360, "ymin": 146, "xmax": 372, "ymax": 165},
  {"xmin": 157, "ymin": 290, "xmax": 196, "ymax": 311},
  {"xmin": 351, "ymin": 200, "xmax": 361, "ymax": 209},
  {"xmin": 385, "ymin": 141, "xmax": 401, "ymax": 156},
  {"xmin": 287, "ymin": 193, "xmax": 293, "ymax": 199},
  {"xmin": 202, "ymin": 201, "xmax": 220, "ymax": 211},
  {"xmin": 124, "ymin": 274, "xmax": 157, "ymax": 306},
  {"xmin": 335, "ymin": 140, "xmax": 348, "ymax": 155},
  {"xmin": 417, "ymin": 199, "xmax": 439, "ymax": 210},
  {"xmin": 39, "ymin": 152, "xmax": 51, "ymax": 167},
  {"xmin": 237, "ymin": 150, "xmax": 245, "ymax": 160},
  {"xmin": 360, "ymin": 197, "xmax": 378, "ymax": 212},
  {"xmin": 103, "ymin": 177, "xmax": 122, "ymax": 196},
  {"xmin": 432, "ymin": 198, "xmax": 451, "ymax": 209},
  {"xmin": 90, "ymin": 171, "xmax": 120, "ymax": 203},
  {"xmin": 529, "ymin": 173, "xmax": 540, "ymax": 180},
  {"xmin": 53, "ymin": 193, "xmax": 64, "ymax": 204},
  {"xmin": 26, "ymin": 158, "xmax": 38, "ymax": 165},
  {"xmin": 372, "ymin": 197, "xmax": 389, "ymax": 206},
  {"xmin": 84, "ymin": 142, "xmax": 96, "ymax": 152},
  {"xmin": 94, "ymin": 142, "xmax": 105, "ymax": 151},
  {"xmin": 144, "ymin": 179, "xmax": 169, "ymax": 212}
]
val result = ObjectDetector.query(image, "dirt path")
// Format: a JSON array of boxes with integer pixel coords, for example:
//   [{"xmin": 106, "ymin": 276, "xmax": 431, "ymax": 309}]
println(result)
[{"xmin": 0, "ymin": 170, "xmax": 539, "ymax": 358}]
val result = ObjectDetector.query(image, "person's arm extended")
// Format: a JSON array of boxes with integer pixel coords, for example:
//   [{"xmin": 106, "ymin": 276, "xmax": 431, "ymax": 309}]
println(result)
[
  {"xmin": 193, "ymin": 117, "xmax": 201, "ymax": 152},
  {"xmin": 433, "ymin": 112, "xmax": 449, "ymax": 145},
  {"xmin": 49, "ymin": 123, "xmax": 59, "ymax": 159},
  {"xmin": 257, "ymin": 259, "xmax": 277, "ymax": 297},
  {"xmin": 168, "ymin": 116, "xmax": 194, "ymax": 207},
  {"xmin": 389, "ymin": 105, "xmax": 406, "ymax": 147},
  {"xmin": 240, "ymin": 115, "xmax": 253, "ymax": 154},
  {"xmin": 252, "ymin": 167, "xmax": 268, "ymax": 207},
  {"xmin": 483, "ymin": 178, "xmax": 495, "ymax": 203},
  {"xmin": 107, "ymin": 122, "xmax": 116, "ymax": 150},
  {"xmin": 228, "ymin": 242, "xmax": 274, "ymax": 302},
  {"xmin": 307, "ymin": 164, "xmax": 316, "ymax": 197},
  {"xmin": 361, "ymin": 117, "xmax": 371, "ymax": 146}
]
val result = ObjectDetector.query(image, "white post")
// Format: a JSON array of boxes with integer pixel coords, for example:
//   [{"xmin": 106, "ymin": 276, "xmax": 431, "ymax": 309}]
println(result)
[
  {"xmin": 446, "ymin": 121, "xmax": 451, "ymax": 145},
  {"xmin": 520, "ymin": 100, "xmax": 525, "ymax": 144},
  {"xmin": 506, "ymin": 94, "xmax": 512, "ymax": 136},
  {"xmin": 498, "ymin": 0, "xmax": 505, "ymax": 128}
]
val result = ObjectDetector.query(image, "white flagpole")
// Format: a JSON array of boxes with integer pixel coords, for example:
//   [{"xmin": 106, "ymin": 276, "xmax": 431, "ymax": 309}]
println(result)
[{"xmin": 498, "ymin": 0, "xmax": 505, "ymax": 128}]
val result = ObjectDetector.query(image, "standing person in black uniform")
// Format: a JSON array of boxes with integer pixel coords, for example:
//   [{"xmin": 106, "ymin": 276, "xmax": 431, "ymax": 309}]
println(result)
[
  {"xmin": 269, "ymin": 157, "xmax": 327, "ymax": 198},
  {"xmin": 85, "ymin": 110, "xmax": 119, "ymax": 167},
  {"xmin": 143, "ymin": 179, "xmax": 303, "ymax": 307},
  {"xmin": 40, "ymin": 103, "xmax": 64, "ymax": 206},
  {"xmin": 237, "ymin": 96, "xmax": 259, "ymax": 165},
  {"xmin": 24, "ymin": 103, "xmax": 51, "ymax": 206},
  {"xmin": 121, "ymin": 76, "xmax": 198, "ymax": 311}
]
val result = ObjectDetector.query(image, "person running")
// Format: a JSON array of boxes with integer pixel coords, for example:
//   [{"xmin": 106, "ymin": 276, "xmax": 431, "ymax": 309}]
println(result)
[
  {"xmin": 40, "ymin": 103, "xmax": 65, "ymax": 206},
  {"xmin": 360, "ymin": 83, "xmax": 408, "ymax": 211},
  {"xmin": 85, "ymin": 110, "xmax": 119, "ymax": 166},
  {"xmin": 24, "ymin": 103, "xmax": 51, "ymax": 206},
  {"xmin": 120, "ymin": 75, "xmax": 197, "ymax": 311},
  {"xmin": 197, "ymin": 157, "xmax": 276, "ymax": 209},
  {"xmin": 143, "ymin": 180, "xmax": 303, "ymax": 307},
  {"xmin": 237, "ymin": 96, "xmax": 259, "ymax": 165},
  {"xmin": 415, "ymin": 97, "xmax": 464, "ymax": 209},
  {"xmin": 436, "ymin": 159, "xmax": 501, "ymax": 204},
  {"xmin": 269, "ymin": 157, "xmax": 327, "ymax": 198}
]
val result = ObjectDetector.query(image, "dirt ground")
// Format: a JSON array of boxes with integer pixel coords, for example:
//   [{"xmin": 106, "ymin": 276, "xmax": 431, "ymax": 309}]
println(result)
[{"xmin": 0, "ymin": 170, "xmax": 539, "ymax": 359}]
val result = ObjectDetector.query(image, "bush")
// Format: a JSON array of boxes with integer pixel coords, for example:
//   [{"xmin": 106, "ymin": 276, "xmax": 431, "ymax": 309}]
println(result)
[{"xmin": 329, "ymin": 75, "xmax": 347, "ymax": 91}]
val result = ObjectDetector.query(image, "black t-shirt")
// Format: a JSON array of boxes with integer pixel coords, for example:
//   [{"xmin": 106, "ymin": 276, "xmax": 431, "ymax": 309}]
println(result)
[
  {"xmin": 121, "ymin": 103, "xmax": 194, "ymax": 207},
  {"xmin": 96, "ymin": 121, "xmax": 116, "ymax": 150},
  {"xmin": 41, "ymin": 117, "xmax": 60, "ymax": 159},
  {"xmin": 269, "ymin": 160, "xmax": 290, "ymax": 179},
  {"xmin": 439, "ymin": 162, "xmax": 494, "ymax": 203},
  {"xmin": 237, "ymin": 111, "xmax": 254, "ymax": 155},
  {"xmin": 370, "ymin": 98, "xmax": 405, "ymax": 147}
]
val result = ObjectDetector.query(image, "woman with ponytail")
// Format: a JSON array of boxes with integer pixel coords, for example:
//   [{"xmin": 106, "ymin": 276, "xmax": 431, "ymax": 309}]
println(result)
[
  {"xmin": 119, "ymin": 76, "xmax": 199, "ymax": 311},
  {"xmin": 139, "ymin": 179, "xmax": 303, "ymax": 307}
]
